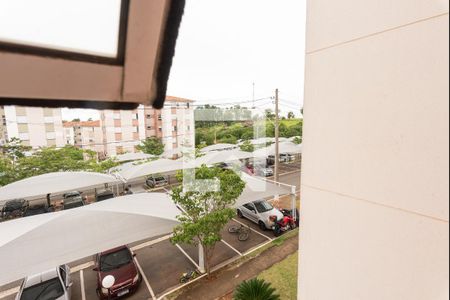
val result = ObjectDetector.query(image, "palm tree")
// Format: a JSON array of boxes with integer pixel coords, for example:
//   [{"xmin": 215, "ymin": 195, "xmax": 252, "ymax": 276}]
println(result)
[{"xmin": 234, "ymin": 278, "xmax": 280, "ymax": 300}]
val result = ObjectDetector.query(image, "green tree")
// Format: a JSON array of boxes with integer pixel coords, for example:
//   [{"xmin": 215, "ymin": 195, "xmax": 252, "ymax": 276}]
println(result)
[
  {"xmin": 219, "ymin": 134, "xmax": 238, "ymax": 145},
  {"xmin": 0, "ymin": 154, "xmax": 14, "ymax": 186},
  {"xmin": 0, "ymin": 146, "xmax": 118, "ymax": 185},
  {"xmin": 265, "ymin": 109, "xmax": 276, "ymax": 120},
  {"xmin": 286, "ymin": 120, "xmax": 303, "ymax": 138},
  {"xmin": 287, "ymin": 111, "xmax": 295, "ymax": 119},
  {"xmin": 136, "ymin": 137, "xmax": 164, "ymax": 156},
  {"xmin": 0, "ymin": 137, "xmax": 31, "ymax": 161},
  {"xmin": 279, "ymin": 123, "xmax": 289, "ymax": 138},
  {"xmin": 170, "ymin": 166, "xmax": 246, "ymax": 276},
  {"xmin": 240, "ymin": 140, "xmax": 255, "ymax": 152},
  {"xmin": 293, "ymin": 136, "xmax": 302, "ymax": 144},
  {"xmin": 234, "ymin": 278, "xmax": 280, "ymax": 300}
]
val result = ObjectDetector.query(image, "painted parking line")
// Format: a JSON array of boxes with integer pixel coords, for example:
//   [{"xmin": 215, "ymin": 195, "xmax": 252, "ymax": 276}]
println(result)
[
  {"xmin": 0, "ymin": 287, "xmax": 19, "ymax": 299},
  {"xmin": 232, "ymin": 218, "xmax": 273, "ymax": 241},
  {"xmin": 130, "ymin": 234, "xmax": 172, "ymax": 252},
  {"xmin": 134, "ymin": 257, "xmax": 156, "ymax": 300},
  {"xmin": 175, "ymin": 244, "xmax": 201, "ymax": 270},
  {"xmin": 221, "ymin": 239, "xmax": 243, "ymax": 256},
  {"xmin": 71, "ymin": 261, "xmax": 95, "ymax": 274},
  {"xmin": 79, "ymin": 270, "xmax": 86, "ymax": 300}
]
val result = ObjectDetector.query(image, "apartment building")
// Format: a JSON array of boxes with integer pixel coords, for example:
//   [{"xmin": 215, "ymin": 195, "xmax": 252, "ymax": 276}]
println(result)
[
  {"xmin": 63, "ymin": 121, "xmax": 105, "ymax": 156},
  {"xmin": 101, "ymin": 96, "xmax": 195, "ymax": 158},
  {"xmin": 0, "ymin": 106, "xmax": 64, "ymax": 148},
  {"xmin": 143, "ymin": 96, "xmax": 195, "ymax": 158},
  {"xmin": 100, "ymin": 108, "xmax": 146, "ymax": 157}
]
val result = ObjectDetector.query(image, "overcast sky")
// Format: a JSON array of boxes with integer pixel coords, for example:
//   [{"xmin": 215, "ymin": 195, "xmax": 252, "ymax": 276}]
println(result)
[{"xmin": 0, "ymin": 0, "xmax": 306, "ymax": 120}]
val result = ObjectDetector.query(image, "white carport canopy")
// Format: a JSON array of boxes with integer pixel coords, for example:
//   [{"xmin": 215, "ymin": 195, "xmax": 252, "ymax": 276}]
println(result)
[
  {"xmin": 236, "ymin": 174, "xmax": 292, "ymax": 206},
  {"xmin": 192, "ymin": 149, "xmax": 255, "ymax": 167},
  {"xmin": 0, "ymin": 193, "xmax": 180, "ymax": 285},
  {"xmin": 119, "ymin": 159, "xmax": 184, "ymax": 181},
  {"xmin": 0, "ymin": 172, "xmax": 122, "ymax": 204},
  {"xmin": 253, "ymin": 142, "xmax": 302, "ymax": 157},
  {"xmin": 114, "ymin": 152, "xmax": 155, "ymax": 163},
  {"xmin": 200, "ymin": 143, "xmax": 239, "ymax": 153}
]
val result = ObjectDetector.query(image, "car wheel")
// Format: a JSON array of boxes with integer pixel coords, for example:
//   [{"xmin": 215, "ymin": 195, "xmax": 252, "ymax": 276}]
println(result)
[
  {"xmin": 259, "ymin": 221, "xmax": 267, "ymax": 231},
  {"xmin": 237, "ymin": 210, "xmax": 244, "ymax": 218}
]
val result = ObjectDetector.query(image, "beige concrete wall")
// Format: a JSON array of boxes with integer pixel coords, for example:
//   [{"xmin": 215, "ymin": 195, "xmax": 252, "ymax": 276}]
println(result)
[{"xmin": 300, "ymin": 1, "xmax": 449, "ymax": 299}]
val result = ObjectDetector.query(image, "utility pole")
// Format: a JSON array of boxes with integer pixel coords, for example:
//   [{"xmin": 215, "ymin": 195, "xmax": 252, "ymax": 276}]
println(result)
[
  {"xmin": 252, "ymin": 82, "xmax": 255, "ymax": 108},
  {"xmin": 275, "ymin": 88, "xmax": 280, "ymax": 182}
]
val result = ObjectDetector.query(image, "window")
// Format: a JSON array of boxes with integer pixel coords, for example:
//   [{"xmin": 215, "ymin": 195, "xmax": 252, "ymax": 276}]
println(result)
[
  {"xmin": 173, "ymin": 126, "xmax": 178, "ymax": 132},
  {"xmin": 158, "ymin": 115, "xmax": 162, "ymax": 121},
  {"xmin": 16, "ymin": 116, "xmax": 27, "ymax": 124},
  {"xmin": 0, "ymin": 1, "xmax": 185, "ymax": 109},
  {"xmin": 243, "ymin": 203, "xmax": 256, "ymax": 212},
  {"xmin": 146, "ymin": 114, "xmax": 152, "ymax": 119},
  {"xmin": 146, "ymin": 126, "xmax": 153, "ymax": 130},
  {"xmin": 0, "ymin": 0, "xmax": 123, "ymax": 58}
]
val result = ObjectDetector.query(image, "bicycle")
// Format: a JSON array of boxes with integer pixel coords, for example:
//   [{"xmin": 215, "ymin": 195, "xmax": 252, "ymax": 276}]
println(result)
[
  {"xmin": 180, "ymin": 270, "xmax": 198, "ymax": 283},
  {"xmin": 228, "ymin": 224, "xmax": 250, "ymax": 241}
]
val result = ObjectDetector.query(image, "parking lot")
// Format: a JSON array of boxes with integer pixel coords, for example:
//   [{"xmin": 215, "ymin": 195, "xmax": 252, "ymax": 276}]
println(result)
[
  {"xmin": 0, "ymin": 214, "xmax": 280, "ymax": 300},
  {"xmin": 0, "ymin": 163, "xmax": 301, "ymax": 300}
]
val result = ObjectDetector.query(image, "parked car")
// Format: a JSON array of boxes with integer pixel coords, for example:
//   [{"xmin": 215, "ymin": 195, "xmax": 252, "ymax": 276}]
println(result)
[
  {"xmin": 1, "ymin": 199, "xmax": 28, "ymax": 220},
  {"xmin": 24, "ymin": 203, "xmax": 53, "ymax": 217},
  {"xmin": 146, "ymin": 175, "xmax": 168, "ymax": 189},
  {"xmin": 237, "ymin": 200, "xmax": 283, "ymax": 231},
  {"xmin": 15, "ymin": 265, "xmax": 72, "ymax": 300},
  {"xmin": 63, "ymin": 191, "xmax": 85, "ymax": 210},
  {"xmin": 280, "ymin": 153, "xmax": 295, "ymax": 162},
  {"xmin": 96, "ymin": 189, "xmax": 115, "ymax": 202},
  {"xmin": 254, "ymin": 163, "xmax": 274, "ymax": 177},
  {"xmin": 214, "ymin": 162, "xmax": 233, "ymax": 170},
  {"xmin": 94, "ymin": 246, "xmax": 141, "ymax": 299}
]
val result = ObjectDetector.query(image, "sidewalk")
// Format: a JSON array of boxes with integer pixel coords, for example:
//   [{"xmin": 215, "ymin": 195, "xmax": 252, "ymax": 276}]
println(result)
[{"xmin": 170, "ymin": 233, "xmax": 299, "ymax": 300}]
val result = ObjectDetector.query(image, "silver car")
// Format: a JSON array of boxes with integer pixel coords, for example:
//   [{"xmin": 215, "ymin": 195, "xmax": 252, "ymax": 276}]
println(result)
[
  {"xmin": 237, "ymin": 200, "xmax": 283, "ymax": 230},
  {"xmin": 16, "ymin": 265, "xmax": 72, "ymax": 300}
]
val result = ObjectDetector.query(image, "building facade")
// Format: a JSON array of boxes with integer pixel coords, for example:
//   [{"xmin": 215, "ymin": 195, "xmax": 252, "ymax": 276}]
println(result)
[
  {"xmin": 100, "ymin": 96, "xmax": 194, "ymax": 158},
  {"xmin": 0, "ymin": 106, "xmax": 64, "ymax": 148},
  {"xmin": 142, "ymin": 96, "xmax": 194, "ymax": 158},
  {"xmin": 63, "ymin": 121, "xmax": 105, "ymax": 156},
  {"xmin": 300, "ymin": 1, "xmax": 449, "ymax": 300},
  {"xmin": 100, "ymin": 108, "xmax": 146, "ymax": 157}
]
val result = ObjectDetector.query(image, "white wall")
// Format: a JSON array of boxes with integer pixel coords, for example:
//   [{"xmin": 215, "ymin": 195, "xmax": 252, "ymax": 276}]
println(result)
[{"xmin": 300, "ymin": 1, "xmax": 449, "ymax": 299}]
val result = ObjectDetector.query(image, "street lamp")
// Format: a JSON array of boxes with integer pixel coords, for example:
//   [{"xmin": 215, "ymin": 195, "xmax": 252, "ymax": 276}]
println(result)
[{"xmin": 102, "ymin": 275, "xmax": 115, "ymax": 300}]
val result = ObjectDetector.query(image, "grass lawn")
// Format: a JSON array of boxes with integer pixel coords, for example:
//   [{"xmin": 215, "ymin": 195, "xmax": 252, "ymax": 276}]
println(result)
[{"xmin": 258, "ymin": 251, "xmax": 298, "ymax": 300}]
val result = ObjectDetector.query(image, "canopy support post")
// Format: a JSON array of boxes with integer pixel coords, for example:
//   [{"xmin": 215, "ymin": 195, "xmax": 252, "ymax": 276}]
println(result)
[
  {"xmin": 198, "ymin": 243, "xmax": 206, "ymax": 273},
  {"xmin": 291, "ymin": 185, "xmax": 297, "ymax": 221}
]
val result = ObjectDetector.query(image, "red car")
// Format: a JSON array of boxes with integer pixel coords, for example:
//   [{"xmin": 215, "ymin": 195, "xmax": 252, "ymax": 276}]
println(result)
[{"xmin": 94, "ymin": 246, "xmax": 142, "ymax": 299}]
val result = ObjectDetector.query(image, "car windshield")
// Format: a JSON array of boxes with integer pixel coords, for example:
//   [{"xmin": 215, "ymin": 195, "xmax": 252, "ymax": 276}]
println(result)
[
  {"xmin": 254, "ymin": 201, "xmax": 273, "ymax": 213},
  {"xmin": 155, "ymin": 176, "xmax": 166, "ymax": 182},
  {"xmin": 20, "ymin": 278, "xmax": 64, "ymax": 300},
  {"xmin": 4, "ymin": 200, "xmax": 25, "ymax": 211},
  {"xmin": 100, "ymin": 248, "xmax": 133, "ymax": 272},
  {"xmin": 64, "ymin": 192, "xmax": 80, "ymax": 198},
  {"xmin": 63, "ymin": 200, "xmax": 84, "ymax": 210}
]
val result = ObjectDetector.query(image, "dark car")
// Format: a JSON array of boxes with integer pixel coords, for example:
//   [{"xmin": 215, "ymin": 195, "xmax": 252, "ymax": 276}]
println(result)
[
  {"xmin": 1, "ymin": 199, "xmax": 28, "ymax": 220},
  {"xmin": 24, "ymin": 203, "xmax": 53, "ymax": 217},
  {"xmin": 63, "ymin": 191, "xmax": 85, "ymax": 210},
  {"xmin": 96, "ymin": 190, "xmax": 115, "ymax": 202},
  {"xmin": 94, "ymin": 246, "xmax": 141, "ymax": 299}
]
